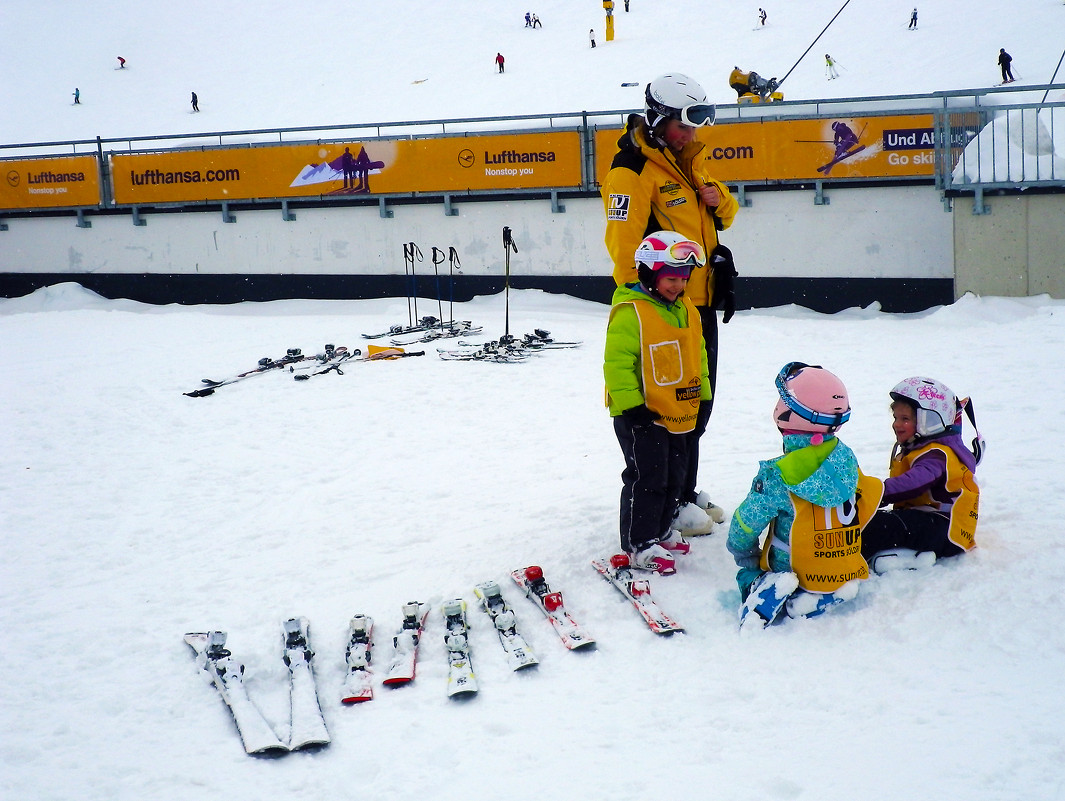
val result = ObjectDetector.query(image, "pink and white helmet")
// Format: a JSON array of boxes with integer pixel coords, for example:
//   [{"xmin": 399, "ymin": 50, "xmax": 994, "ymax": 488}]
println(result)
[
  {"xmin": 634, "ymin": 231, "xmax": 705, "ymax": 288},
  {"xmin": 773, "ymin": 362, "xmax": 851, "ymax": 436},
  {"xmin": 889, "ymin": 376, "xmax": 960, "ymax": 437}
]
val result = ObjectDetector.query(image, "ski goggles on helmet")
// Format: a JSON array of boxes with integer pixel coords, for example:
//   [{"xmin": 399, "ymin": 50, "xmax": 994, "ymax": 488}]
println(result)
[
  {"xmin": 678, "ymin": 103, "xmax": 716, "ymax": 127},
  {"xmin": 646, "ymin": 91, "xmax": 717, "ymax": 129},
  {"xmin": 775, "ymin": 362, "xmax": 852, "ymax": 428},
  {"xmin": 634, "ymin": 239, "xmax": 707, "ymax": 268}
]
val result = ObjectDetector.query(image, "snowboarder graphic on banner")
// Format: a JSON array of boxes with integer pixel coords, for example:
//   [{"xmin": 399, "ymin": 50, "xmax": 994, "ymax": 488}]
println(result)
[
  {"xmin": 908, "ymin": 8, "xmax": 918, "ymax": 29},
  {"xmin": 496, "ymin": 52, "xmax": 505, "ymax": 73},
  {"xmin": 590, "ymin": 29, "xmax": 596, "ymax": 48},
  {"xmin": 831, "ymin": 121, "xmax": 859, "ymax": 159},
  {"xmin": 998, "ymin": 48, "xmax": 1014, "ymax": 83},
  {"xmin": 759, "ymin": 8, "xmax": 767, "ymax": 26},
  {"xmin": 191, "ymin": 91, "xmax": 199, "ymax": 111},
  {"xmin": 825, "ymin": 54, "xmax": 839, "ymax": 79}
]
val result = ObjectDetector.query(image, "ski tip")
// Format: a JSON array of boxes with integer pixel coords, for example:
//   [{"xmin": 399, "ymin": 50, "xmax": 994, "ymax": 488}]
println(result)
[{"xmin": 341, "ymin": 695, "xmax": 373, "ymax": 705}]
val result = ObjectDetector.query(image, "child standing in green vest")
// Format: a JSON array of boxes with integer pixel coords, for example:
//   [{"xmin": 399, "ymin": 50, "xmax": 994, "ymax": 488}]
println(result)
[
  {"xmin": 727, "ymin": 363, "xmax": 884, "ymax": 629},
  {"xmin": 604, "ymin": 231, "xmax": 712, "ymax": 575}
]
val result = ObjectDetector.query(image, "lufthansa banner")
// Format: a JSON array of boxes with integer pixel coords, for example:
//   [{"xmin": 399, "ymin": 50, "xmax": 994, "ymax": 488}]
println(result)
[
  {"xmin": 1, "ymin": 156, "xmax": 101, "ymax": 210},
  {"xmin": 594, "ymin": 114, "xmax": 938, "ymax": 183},
  {"xmin": 111, "ymin": 131, "xmax": 582, "ymax": 205}
]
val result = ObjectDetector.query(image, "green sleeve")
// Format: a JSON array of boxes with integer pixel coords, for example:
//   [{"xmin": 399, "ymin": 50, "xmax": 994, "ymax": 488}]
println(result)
[{"xmin": 604, "ymin": 304, "xmax": 644, "ymax": 415}]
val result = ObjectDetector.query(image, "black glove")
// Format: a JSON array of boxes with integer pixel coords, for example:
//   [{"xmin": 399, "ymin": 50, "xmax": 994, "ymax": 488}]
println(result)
[
  {"xmin": 692, "ymin": 400, "xmax": 712, "ymax": 437},
  {"xmin": 711, "ymin": 243, "xmax": 738, "ymax": 324},
  {"xmin": 622, "ymin": 404, "xmax": 659, "ymax": 429}
]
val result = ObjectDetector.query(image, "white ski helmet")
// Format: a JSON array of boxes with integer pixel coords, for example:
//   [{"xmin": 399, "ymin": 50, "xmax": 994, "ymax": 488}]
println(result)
[
  {"xmin": 889, "ymin": 376, "xmax": 960, "ymax": 438},
  {"xmin": 634, "ymin": 230, "xmax": 705, "ymax": 287},
  {"xmin": 644, "ymin": 73, "xmax": 716, "ymax": 131}
]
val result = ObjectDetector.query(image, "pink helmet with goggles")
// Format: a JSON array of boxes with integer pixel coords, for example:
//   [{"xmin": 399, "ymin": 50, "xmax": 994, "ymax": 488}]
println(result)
[
  {"xmin": 634, "ymin": 231, "xmax": 705, "ymax": 288},
  {"xmin": 773, "ymin": 362, "xmax": 851, "ymax": 439}
]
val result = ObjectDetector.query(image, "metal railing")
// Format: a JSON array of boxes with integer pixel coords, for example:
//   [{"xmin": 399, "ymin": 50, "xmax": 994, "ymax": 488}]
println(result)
[{"xmin": 3, "ymin": 84, "xmax": 1063, "ymax": 220}]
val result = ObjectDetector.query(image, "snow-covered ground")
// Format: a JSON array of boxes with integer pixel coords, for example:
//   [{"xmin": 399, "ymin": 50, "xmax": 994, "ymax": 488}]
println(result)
[
  {"xmin": 3, "ymin": 286, "xmax": 1064, "ymax": 801},
  {"xmin": 3, "ymin": 3, "xmax": 1065, "ymax": 800}
]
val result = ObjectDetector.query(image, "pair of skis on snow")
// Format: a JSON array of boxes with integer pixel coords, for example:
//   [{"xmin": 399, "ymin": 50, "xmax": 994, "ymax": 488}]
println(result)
[
  {"xmin": 183, "ymin": 617, "xmax": 329, "ymax": 756},
  {"xmin": 437, "ymin": 329, "xmax": 582, "ymax": 362},
  {"xmin": 183, "ymin": 344, "xmax": 424, "ymax": 396}
]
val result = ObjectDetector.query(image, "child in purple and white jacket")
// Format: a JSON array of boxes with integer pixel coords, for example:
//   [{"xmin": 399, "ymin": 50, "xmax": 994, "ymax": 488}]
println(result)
[{"xmin": 861, "ymin": 376, "xmax": 984, "ymax": 573}]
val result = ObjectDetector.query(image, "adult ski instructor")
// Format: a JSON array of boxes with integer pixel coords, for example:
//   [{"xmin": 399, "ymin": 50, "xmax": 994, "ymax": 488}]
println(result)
[{"xmin": 602, "ymin": 72, "xmax": 740, "ymax": 535}]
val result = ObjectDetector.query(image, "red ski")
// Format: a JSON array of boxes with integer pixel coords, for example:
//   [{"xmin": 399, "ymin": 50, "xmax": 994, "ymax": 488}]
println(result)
[
  {"xmin": 591, "ymin": 555, "xmax": 684, "ymax": 635},
  {"xmin": 510, "ymin": 566, "xmax": 596, "ymax": 650},
  {"xmin": 382, "ymin": 602, "xmax": 430, "ymax": 686}
]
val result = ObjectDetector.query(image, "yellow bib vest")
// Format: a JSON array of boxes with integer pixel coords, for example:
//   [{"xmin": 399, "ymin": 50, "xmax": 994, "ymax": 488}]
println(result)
[
  {"xmin": 608, "ymin": 295, "xmax": 704, "ymax": 433},
  {"xmin": 890, "ymin": 443, "xmax": 979, "ymax": 551},
  {"xmin": 761, "ymin": 470, "xmax": 884, "ymax": 592}
]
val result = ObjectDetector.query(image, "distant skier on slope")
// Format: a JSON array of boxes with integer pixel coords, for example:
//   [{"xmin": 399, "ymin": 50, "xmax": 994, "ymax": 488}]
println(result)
[
  {"xmin": 997, "ymin": 48, "xmax": 1014, "ymax": 83},
  {"xmin": 908, "ymin": 8, "xmax": 918, "ymax": 29},
  {"xmin": 825, "ymin": 54, "xmax": 840, "ymax": 80}
]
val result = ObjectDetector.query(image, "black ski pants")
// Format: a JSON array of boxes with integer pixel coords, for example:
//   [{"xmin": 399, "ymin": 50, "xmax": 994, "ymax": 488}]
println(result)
[
  {"xmin": 682, "ymin": 306, "xmax": 718, "ymax": 504},
  {"xmin": 614, "ymin": 416, "xmax": 689, "ymax": 553},
  {"xmin": 860, "ymin": 508, "xmax": 965, "ymax": 560}
]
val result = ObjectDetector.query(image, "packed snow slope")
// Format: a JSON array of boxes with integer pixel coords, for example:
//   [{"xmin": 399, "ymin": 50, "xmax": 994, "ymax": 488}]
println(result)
[
  {"xmin": 3, "ymin": 3, "xmax": 1065, "ymax": 801},
  {"xmin": 2, "ymin": 286, "xmax": 1064, "ymax": 801},
  {"xmin": 2, "ymin": 0, "xmax": 1062, "ymax": 144}
]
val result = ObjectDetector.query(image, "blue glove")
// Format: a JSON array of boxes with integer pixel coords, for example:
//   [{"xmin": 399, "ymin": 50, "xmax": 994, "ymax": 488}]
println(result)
[{"xmin": 736, "ymin": 567, "xmax": 765, "ymax": 602}]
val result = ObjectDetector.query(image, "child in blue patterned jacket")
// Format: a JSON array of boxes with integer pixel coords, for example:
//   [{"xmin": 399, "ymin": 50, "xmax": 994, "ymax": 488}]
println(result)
[{"xmin": 726, "ymin": 362, "xmax": 884, "ymax": 629}]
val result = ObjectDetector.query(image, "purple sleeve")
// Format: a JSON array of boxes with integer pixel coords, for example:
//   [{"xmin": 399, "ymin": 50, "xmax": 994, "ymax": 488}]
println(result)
[{"xmin": 883, "ymin": 449, "xmax": 947, "ymax": 504}]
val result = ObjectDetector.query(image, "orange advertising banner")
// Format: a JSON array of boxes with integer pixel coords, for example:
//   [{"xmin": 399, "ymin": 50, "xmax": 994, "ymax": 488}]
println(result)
[
  {"xmin": 111, "ymin": 132, "xmax": 583, "ymax": 205},
  {"xmin": 594, "ymin": 114, "xmax": 937, "ymax": 183},
  {"xmin": 1, "ymin": 156, "xmax": 101, "ymax": 210}
]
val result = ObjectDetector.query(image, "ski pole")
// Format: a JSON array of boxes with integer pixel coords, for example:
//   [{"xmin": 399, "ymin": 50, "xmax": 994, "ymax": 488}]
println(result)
[
  {"xmin": 432, "ymin": 247, "xmax": 446, "ymax": 331},
  {"xmin": 403, "ymin": 243, "xmax": 414, "ymax": 326},
  {"xmin": 448, "ymin": 246, "xmax": 461, "ymax": 326},
  {"xmin": 502, "ymin": 227, "xmax": 517, "ymax": 338},
  {"xmin": 410, "ymin": 243, "xmax": 423, "ymax": 323}
]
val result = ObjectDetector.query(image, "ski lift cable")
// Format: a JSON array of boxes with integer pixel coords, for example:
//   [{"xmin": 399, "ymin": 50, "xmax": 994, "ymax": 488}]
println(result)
[{"xmin": 777, "ymin": 0, "xmax": 855, "ymax": 91}]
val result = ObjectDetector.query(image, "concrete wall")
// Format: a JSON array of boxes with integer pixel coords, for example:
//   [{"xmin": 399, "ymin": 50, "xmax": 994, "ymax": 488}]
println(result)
[
  {"xmin": 1, "ymin": 183, "xmax": 953, "ymax": 273},
  {"xmin": 954, "ymin": 193, "xmax": 1065, "ymax": 298}
]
